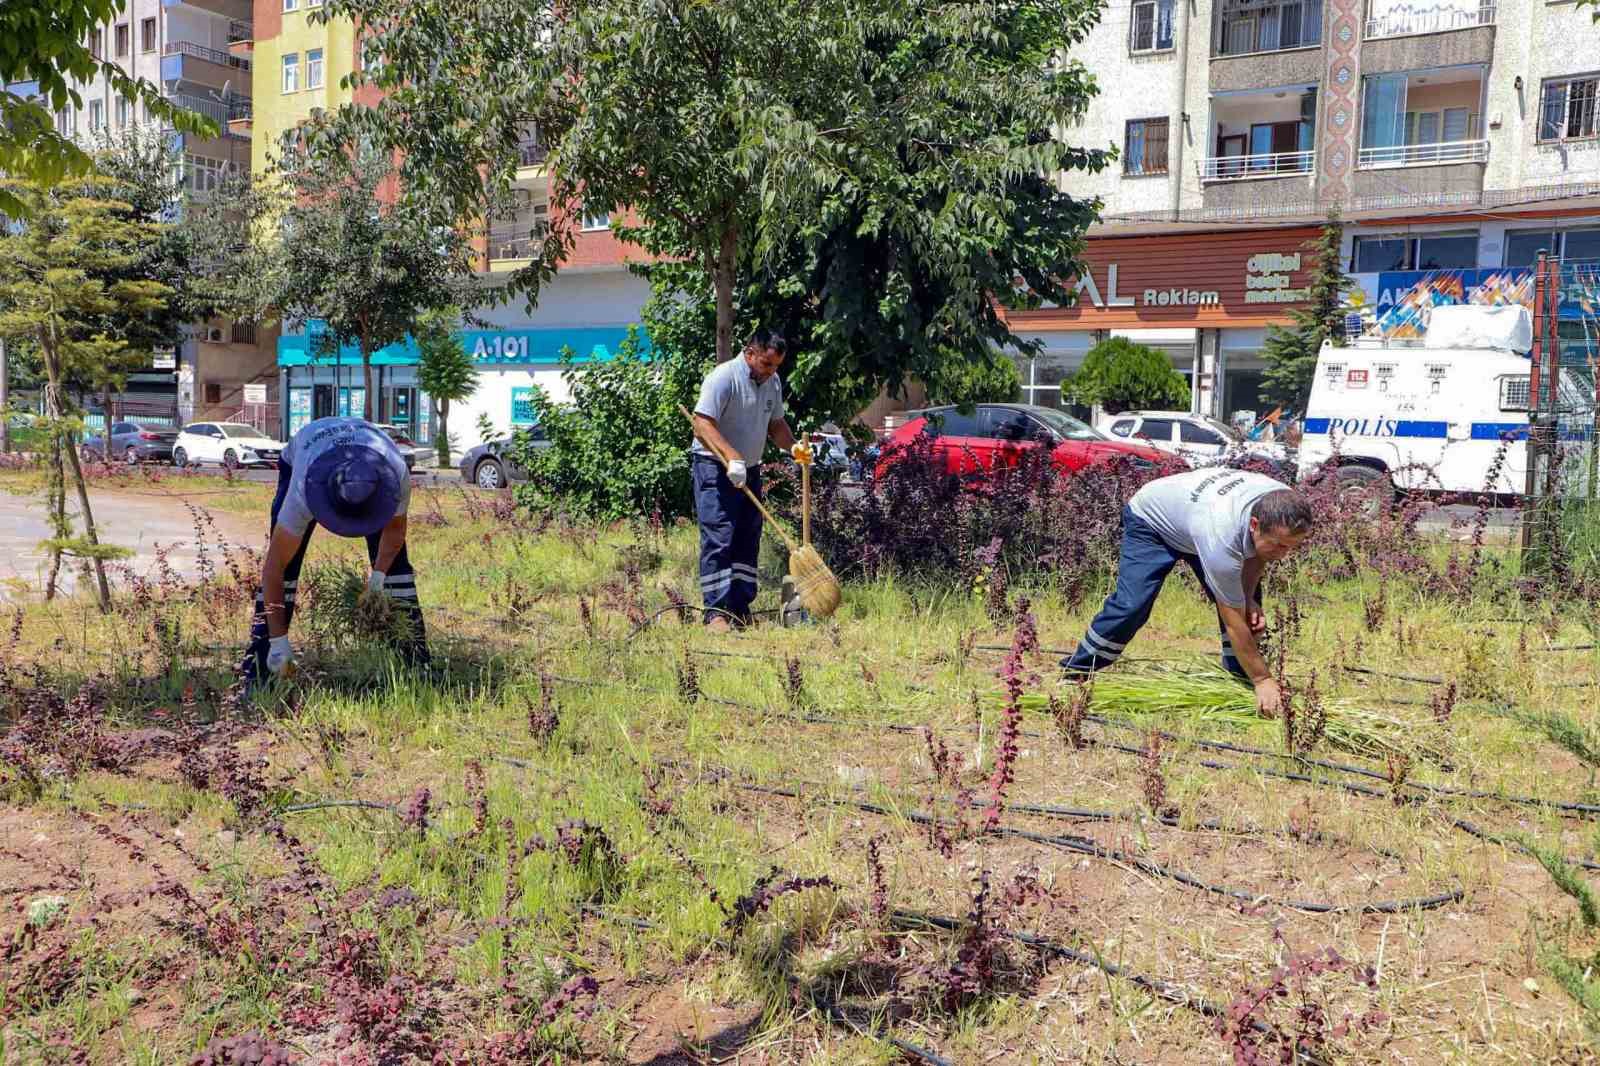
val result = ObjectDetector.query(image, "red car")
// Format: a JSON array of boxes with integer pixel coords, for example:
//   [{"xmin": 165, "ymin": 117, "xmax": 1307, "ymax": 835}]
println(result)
[{"xmin": 878, "ymin": 402, "xmax": 1176, "ymax": 479}]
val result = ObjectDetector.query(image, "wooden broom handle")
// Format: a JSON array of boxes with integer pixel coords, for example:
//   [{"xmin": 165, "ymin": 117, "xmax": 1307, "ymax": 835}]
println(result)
[
  {"xmin": 800, "ymin": 454, "xmax": 811, "ymax": 548},
  {"xmin": 678, "ymin": 405, "xmax": 800, "ymax": 552}
]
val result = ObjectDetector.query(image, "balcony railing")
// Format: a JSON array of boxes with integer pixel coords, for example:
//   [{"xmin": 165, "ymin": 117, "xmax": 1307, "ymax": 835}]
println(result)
[
  {"xmin": 488, "ymin": 231, "xmax": 543, "ymax": 261},
  {"xmin": 227, "ymin": 19, "xmax": 253, "ymax": 44},
  {"xmin": 1357, "ymin": 138, "xmax": 1488, "ymax": 168},
  {"xmin": 169, "ymin": 92, "xmax": 251, "ymax": 126},
  {"xmin": 1200, "ymin": 149, "xmax": 1314, "ymax": 181},
  {"xmin": 163, "ymin": 41, "xmax": 251, "ymax": 72},
  {"xmin": 1364, "ymin": 2, "xmax": 1495, "ymax": 39},
  {"xmin": 517, "ymin": 139, "xmax": 548, "ymax": 168},
  {"xmin": 227, "ymin": 98, "xmax": 252, "ymax": 122}
]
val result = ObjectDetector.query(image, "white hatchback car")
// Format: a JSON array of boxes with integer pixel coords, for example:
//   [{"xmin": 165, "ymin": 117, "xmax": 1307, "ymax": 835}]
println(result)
[
  {"xmin": 1101, "ymin": 410, "xmax": 1288, "ymax": 470},
  {"xmin": 172, "ymin": 422, "xmax": 287, "ymax": 469}
]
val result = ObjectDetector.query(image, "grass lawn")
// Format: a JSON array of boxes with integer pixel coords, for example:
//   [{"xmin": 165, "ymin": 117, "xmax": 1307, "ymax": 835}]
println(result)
[{"xmin": 2, "ymin": 470, "xmax": 1600, "ymax": 1063}]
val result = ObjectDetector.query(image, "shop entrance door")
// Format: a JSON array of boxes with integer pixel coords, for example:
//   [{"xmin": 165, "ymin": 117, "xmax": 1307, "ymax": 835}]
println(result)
[{"xmin": 313, "ymin": 385, "xmax": 335, "ymax": 420}]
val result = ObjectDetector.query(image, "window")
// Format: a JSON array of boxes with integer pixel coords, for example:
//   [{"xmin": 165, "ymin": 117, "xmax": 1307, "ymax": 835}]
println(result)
[
  {"xmin": 1504, "ymin": 227, "xmax": 1600, "ymax": 267},
  {"xmin": 1540, "ymin": 76, "xmax": 1600, "ymax": 143},
  {"xmin": 1499, "ymin": 375, "xmax": 1530, "ymax": 412},
  {"xmin": 140, "ymin": 16, "xmax": 156, "ymax": 52},
  {"xmin": 983, "ymin": 408, "xmax": 1042, "ymax": 441},
  {"xmin": 1135, "ymin": 418, "xmax": 1176, "ymax": 443},
  {"xmin": 231, "ymin": 320, "xmax": 257, "ymax": 345},
  {"xmin": 308, "ymin": 0, "xmax": 323, "ymax": 6},
  {"xmin": 921, "ymin": 409, "xmax": 982, "ymax": 437},
  {"xmin": 1130, "ymin": 0, "xmax": 1176, "ymax": 52},
  {"xmin": 1351, "ymin": 232, "xmax": 1478, "ymax": 272},
  {"xmin": 88, "ymin": 100, "xmax": 104, "ymax": 131},
  {"xmin": 114, "ymin": 23, "xmax": 129, "ymax": 57},
  {"xmin": 306, "ymin": 48, "xmax": 324, "ymax": 89},
  {"xmin": 282, "ymin": 53, "xmax": 299, "ymax": 93},
  {"xmin": 203, "ymin": 384, "xmax": 222, "ymax": 405},
  {"xmin": 184, "ymin": 155, "xmax": 227, "ymax": 194},
  {"xmin": 1110, "ymin": 419, "xmax": 1136, "ymax": 437},
  {"xmin": 89, "ymin": 29, "xmax": 103, "ymax": 59},
  {"xmin": 56, "ymin": 108, "xmax": 76, "ymax": 135},
  {"xmin": 115, "ymin": 97, "xmax": 129, "ymax": 129},
  {"xmin": 1124, "ymin": 118, "xmax": 1170, "ymax": 175},
  {"xmin": 1180, "ymin": 421, "xmax": 1225, "ymax": 445},
  {"xmin": 1216, "ymin": 0, "xmax": 1321, "ymax": 56},
  {"xmin": 582, "ymin": 210, "xmax": 611, "ymax": 231},
  {"xmin": 283, "ymin": 0, "xmax": 298, "ymax": 10}
]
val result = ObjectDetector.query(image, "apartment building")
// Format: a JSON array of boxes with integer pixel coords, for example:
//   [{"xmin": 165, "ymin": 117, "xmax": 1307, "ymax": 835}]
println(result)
[
  {"xmin": 1008, "ymin": 0, "xmax": 1600, "ymax": 425},
  {"xmin": 8, "ymin": 0, "xmax": 268, "ymax": 428},
  {"xmin": 249, "ymin": 1, "xmax": 650, "ymax": 449}
]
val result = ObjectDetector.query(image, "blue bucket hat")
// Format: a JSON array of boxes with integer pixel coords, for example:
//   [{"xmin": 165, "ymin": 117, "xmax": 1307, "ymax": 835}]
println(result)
[{"xmin": 302, "ymin": 431, "xmax": 407, "ymax": 538}]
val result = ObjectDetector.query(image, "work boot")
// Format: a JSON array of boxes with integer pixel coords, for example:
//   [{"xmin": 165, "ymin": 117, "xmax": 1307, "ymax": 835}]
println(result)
[{"xmin": 706, "ymin": 615, "xmax": 733, "ymax": 634}]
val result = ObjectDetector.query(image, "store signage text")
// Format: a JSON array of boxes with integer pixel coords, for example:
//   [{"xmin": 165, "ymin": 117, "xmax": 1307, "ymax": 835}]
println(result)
[
  {"xmin": 1244, "ymin": 252, "xmax": 1310, "ymax": 304},
  {"xmin": 1070, "ymin": 264, "xmax": 1220, "ymax": 309}
]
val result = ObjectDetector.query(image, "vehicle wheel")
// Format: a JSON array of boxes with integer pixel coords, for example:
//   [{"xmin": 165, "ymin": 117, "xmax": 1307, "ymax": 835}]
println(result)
[
  {"xmin": 474, "ymin": 459, "xmax": 505, "ymax": 489},
  {"xmin": 1333, "ymin": 464, "xmax": 1391, "ymax": 515},
  {"xmin": 172, "ymin": 447, "xmax": 188, "ymax": 468},
  {"xmin": 223, "ymin": 449, "xmax": 239, "ymax": 470},
  {"xmin": 125, "ymin": 446, "xmax": 140, "ymax": 465}
]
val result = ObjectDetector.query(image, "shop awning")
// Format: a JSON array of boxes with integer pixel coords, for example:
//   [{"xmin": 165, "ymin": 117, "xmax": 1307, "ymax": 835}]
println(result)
[{"xmin": 277, "ymin": 323, "xmax": 649, "ymax": 367}]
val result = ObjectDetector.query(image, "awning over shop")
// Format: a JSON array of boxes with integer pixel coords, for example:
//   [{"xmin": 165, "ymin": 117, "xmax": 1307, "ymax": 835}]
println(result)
[{"xmin": 277, "ymin": 323, "xmax": 649, "ymax": 367}]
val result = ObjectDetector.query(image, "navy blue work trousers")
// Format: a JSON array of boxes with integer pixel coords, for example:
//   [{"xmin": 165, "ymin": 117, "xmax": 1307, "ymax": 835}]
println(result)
[
  {"xmin": 1063, "ymin": 506, "xmax": 1254, "ymax": 678},
  {"xmin": 691, "ymin": 454, "xmax": 763, "ymax": 625},
  {"xmin": 242, "ymin": 459, "xmax": 428, "ymax": 682}
]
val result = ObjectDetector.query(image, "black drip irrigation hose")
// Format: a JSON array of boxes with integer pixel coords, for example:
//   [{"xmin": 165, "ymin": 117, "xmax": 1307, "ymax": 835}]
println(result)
[{"xmin": 735, "ymin": 782, "xmax": 1463, "ymax": 916}]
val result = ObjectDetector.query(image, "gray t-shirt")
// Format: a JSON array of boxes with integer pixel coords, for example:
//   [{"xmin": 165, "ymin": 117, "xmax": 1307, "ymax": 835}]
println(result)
[
  {"xmin": 1129, "ymin": 468, "xmax": 1286, "ymax": 607},
  {"xmin": 691, "ymin": 357, "xmax": 785, "ymax": 464},
  {"xmin": 276, "ymin": 417, "xmax": 411, "ymax": 537}
]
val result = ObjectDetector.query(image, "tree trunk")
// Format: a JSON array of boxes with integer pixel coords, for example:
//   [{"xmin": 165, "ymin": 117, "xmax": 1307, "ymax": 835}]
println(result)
[
  {"xmin": 361, "ymin": 328, "xmax": 375, "ymax": 422},
  {"xmin": 43, "ymin": 431, "xmax": 64, "ymax": 602},
  {"xmin": 436, "ymin": 397, "xmax": 450, "ymax": 467},
  {"xmin": 38, "ymin": 330, "xmax": 110, "ymax": 611},
  {"xmin": 0, "ymin": 336, "xmax": 9, "ymax": 453},
  {"xmin": 713, "ymin": 224, "xmax": 738, "ymax": 363}
]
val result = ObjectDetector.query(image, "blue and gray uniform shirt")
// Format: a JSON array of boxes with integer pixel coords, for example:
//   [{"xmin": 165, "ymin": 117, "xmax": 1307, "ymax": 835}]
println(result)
[
  {"xmin": 691, "ymin": 358, "xmax": 785, "ymax": 464},
  {"xmin": 275, "ymin": 417, "xmax": 411, "ymax": 537},
  {"xmin": 1128, "ymin": 468, "xmax": 1287, "ymax": 607}
]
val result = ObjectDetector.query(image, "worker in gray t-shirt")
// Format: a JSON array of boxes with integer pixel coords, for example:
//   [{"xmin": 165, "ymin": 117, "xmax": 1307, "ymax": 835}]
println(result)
[
  {"xmin": 689, "ymin": 329, "xmax": 803, "ymax": 631},
  {"xmin": 1063, "ymin": 468, "xmax": 1314, "ymax": 717},
  {"xmin": 242, "ymin": 416, "xmax": 423, "ymax": 684}
]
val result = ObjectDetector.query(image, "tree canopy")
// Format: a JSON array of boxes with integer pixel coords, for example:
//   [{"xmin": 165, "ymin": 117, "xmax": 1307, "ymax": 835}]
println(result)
[
  {"xmin": 1260, "ymin": 213, "xmax": 1352, "ymax": 414},
  {"xmin": 1064, "ymin": 337, "xmax": 1190, "ymax": 415},
  {"xmin": 415, "ymin": 307, "xmax": 478, "ymax": 464},
  {"xmin": 0, "ymin": 0, "xmax": 214, "ymax": 216},
  {"xmin": 316, "ymin": 0, "xmax": 1110, "ymax": 417}
]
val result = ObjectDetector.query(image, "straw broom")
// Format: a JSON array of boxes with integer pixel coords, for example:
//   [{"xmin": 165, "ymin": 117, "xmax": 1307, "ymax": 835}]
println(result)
[{"xmin": 679, "ymin": 405, "xmax": 842, "ymax": 618}]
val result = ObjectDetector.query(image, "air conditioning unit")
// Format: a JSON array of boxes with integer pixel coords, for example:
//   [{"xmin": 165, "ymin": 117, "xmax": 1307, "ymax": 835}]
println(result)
[{"xmin": 207, "ymin": 327, "xmax": 224, "ymax": 342}]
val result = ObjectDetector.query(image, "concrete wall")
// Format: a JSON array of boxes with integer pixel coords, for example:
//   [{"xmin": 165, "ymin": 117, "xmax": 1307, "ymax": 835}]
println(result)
[
  {"xmin": 1210, "ymin": 47, "xmax": 1324, "ymax": 92},
  {"xmin": 1360, "ymin": 26, "xmax": 1495, "ymax": 75}
]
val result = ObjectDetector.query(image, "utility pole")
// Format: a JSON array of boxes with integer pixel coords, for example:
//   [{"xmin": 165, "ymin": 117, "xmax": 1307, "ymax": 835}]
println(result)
[{"xmin": 0, "ymin": 336, "xmax": 9, "ymax": 453}]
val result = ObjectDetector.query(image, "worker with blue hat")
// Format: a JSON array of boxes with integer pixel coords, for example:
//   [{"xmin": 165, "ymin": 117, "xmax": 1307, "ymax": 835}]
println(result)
[{"xmin": 242, "ymin": 416, "xmax": 425, "ymax": 682}]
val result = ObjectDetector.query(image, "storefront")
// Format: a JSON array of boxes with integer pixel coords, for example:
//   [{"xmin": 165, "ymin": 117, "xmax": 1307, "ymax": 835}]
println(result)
[
  {"xmin": 1004, "ymin": 226, "xmax": 1320, "ymax": 425},
  {"xmin": 277, "ymin": 321, "xmax": 648, "ymax": 448}
]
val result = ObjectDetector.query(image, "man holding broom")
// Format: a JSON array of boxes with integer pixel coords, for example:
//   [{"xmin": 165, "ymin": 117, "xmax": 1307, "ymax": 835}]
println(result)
[
  {"xmin": 242, "ymin": 416, "xmax": 425, "ymax": 683},
  {"xmin": 689, "ymin": 329, "xmax": 805, "ymax": 631},
  {"xmin": 1062, "ymin": 468, "xmax": 1314, "ymax": 717}
]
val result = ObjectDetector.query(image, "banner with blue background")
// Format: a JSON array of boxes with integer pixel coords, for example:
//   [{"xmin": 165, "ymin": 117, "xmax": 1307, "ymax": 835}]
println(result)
[{"xmin": 278, "ymin": 323, "xmax": 648, "ymax": 367}]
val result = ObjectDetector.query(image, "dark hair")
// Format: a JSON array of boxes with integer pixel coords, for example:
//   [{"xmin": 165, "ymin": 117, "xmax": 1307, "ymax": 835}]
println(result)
[
  {"xmin": 746, "ymin": 328, "xmax": 788, "ymax": 356},
  {"xmin": 1252, "ymin": 489, "xmax": 1313, "ymax": 535}
]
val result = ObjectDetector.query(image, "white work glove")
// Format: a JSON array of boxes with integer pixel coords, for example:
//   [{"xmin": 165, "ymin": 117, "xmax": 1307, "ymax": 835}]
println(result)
[
  {"xmin": 367, "ymin": 570, "xmax": 388, "ymax": 596},
  {"xmin": 266, "ymin": 635, "xmax": 295, "ymax": 677},
  {"xmin": 726, "ymin": 459, "xmax": 748, "ymax": 489}
]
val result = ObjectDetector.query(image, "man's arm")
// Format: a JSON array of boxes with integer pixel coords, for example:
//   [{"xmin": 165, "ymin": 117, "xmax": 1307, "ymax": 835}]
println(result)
[
  {"xmin": 260, "ymin": 526, "xmax": 305, "ymax": 638},
  {"xmin": 1216, "ymin": 602, "xmax": 1282, "ymax": 717},
  {"xmin": 373, "ymin": 515, "xmax": 407, "ymax": 575},
  {"xmin": 768, "ymin": 419, "xmax": 796, "ymax": 451},
  {"xmin": 1242, "ymin": 555, "xmax": 1266, "ymax": 633},
  {"xmin": 693, "ymin": 413, "xmax": 741, "ymax": 464}
]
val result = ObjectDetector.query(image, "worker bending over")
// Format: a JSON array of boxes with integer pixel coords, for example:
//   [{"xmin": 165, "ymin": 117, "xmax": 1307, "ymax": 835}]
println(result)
[
  {"xmin": 243, "ymin": 416, "xmax": 426, "ymax": 682},
  {"xmin": 1063, "ymin": 468, "xmax": 1313, "ymax": 717},
  {"xmin": 689, "ymin": 329, "xmax": 804, "ymax": 631}
]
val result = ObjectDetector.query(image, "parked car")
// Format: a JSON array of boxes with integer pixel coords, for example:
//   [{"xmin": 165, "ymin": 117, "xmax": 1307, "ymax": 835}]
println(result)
[
  {"xmin": 172, "ymin": 422, "xmax": 286, "ymax": 469},
  {"xmin": 81, "ymin": 421, "xmax": 179, "ymax": 464},
  {"xmin": 877, "ymin": 403, "xmax": 1173, "ymax": 480},
  {"xmin": 459, "ymin": 425, "xmax": 551, "ymax": 489},
  {"xmin": 374, "ymin": 424, "xmax": 424, "ymax": 471},
  {"xmin": 1101, "ymin": 410, "xmax": 1290, "ymax": 475}
]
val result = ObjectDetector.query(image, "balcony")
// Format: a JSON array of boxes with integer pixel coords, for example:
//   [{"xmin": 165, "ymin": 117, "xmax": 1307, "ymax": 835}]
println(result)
[
  {"xmin": 488, "ymin": 229, "xmax": 543, "ymax": 263},
  {"xmin": 1358, "ymin": 65, "xmax": 1486, "ymax": 170},
  {"xmin": 162, "ymin": 40, "xmax": 251, "ymax": 75},
  {"xmin": 1365, "ymin": 0, "xmax": 1494, "ymax": 40},
  {"xmin": 517, "ymin": 139, "xmax": 548, "ymax": 169},
  {"xmin": 1213, "ymin": 0, "xmax": 1322, "ymax": 57},
  {"xmin": 1201, "ymin": 149, "xmax": 1314, "ymax": 180},
  {"xmin": 227, "ymin": 18, "xmax": 253, "ymax": 57},
  {"xmin": 1202, "ymin": 86, "xmax": 1317, "ymax": 182}
]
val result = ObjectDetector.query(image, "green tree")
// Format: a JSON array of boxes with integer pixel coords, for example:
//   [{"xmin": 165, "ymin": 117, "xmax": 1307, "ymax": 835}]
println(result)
[
  {"xmin": 0, "ymin": 0, "xmax": 213, "ymax": 217},
  {"xmin": 512, "ymin": 328, "xmax": 711, "ymax": 521},
  {"xmin": 248, "ymin": 146, "xmax": 478, "ymax": 421},
  {"xmin": 1260, "ymin": 211, "xmax": 1352, "ymax": 413},
  {"xmin": 414, "ymin": 307, "xmax": 478, "ymax": 466},
  {"xmin": 0, "ymin": 174, "xmax": 159, "ymax": 607},
  {"xmin": 319, "ymin": 0, "xmax": 1108, "ymax": 402},
  {"xmin": 1064, "ymin": 337, "xmax": 1190, "ymax": 415}
]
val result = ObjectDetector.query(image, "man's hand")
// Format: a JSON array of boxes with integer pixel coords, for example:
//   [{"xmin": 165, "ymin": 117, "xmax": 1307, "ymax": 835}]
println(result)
[
  {"xmin": 359, "ymin": 570, "xmax": 388, "ymax": 608},
  {"xmin": 1247, "ymin": 603, "xmax": 1267, "ymax": 635},
  {"xmin": 727, "ymin": 459, "xmax": 748, "ymax": 489},
  {"xmin": 1253, "ymin": 676, "xmax": 1284, "ymax": 719},
  {"xmin": 266, "ymin": 635, "xmax": 296, "ymax": 677}
]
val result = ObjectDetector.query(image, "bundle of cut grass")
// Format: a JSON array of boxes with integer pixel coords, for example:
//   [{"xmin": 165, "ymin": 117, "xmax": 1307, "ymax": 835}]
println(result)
[
  {"xmin": 1017, "ymin": 662, "xmax": 1448, "ymax": 765},
  {"xmin": 296, "ymin": 562, "xmax": 415, "ymax": 649}
]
